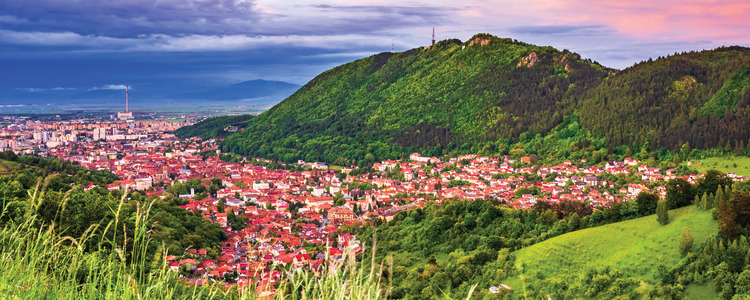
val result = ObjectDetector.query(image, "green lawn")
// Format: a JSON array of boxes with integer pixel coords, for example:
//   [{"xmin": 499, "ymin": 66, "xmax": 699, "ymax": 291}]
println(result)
[
  {"xmin": 509, "ymin": 206, "xmax": 717, "ymax": 293},
  {"xmin": 685, "ymin": 283, "xmax": 717, "ymax": 299},
  {"xmin": 691, "ymin": 156, "xmax": 750, "ymax": 177}
]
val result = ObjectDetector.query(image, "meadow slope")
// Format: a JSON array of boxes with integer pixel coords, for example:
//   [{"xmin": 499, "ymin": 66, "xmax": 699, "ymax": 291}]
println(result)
[{"xmin": 512, "ymin": 206, "xmax": 717, "ymax": 293}]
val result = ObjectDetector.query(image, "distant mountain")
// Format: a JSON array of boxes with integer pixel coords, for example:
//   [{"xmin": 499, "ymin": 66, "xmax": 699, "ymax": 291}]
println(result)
[
  {"xmin": 68, "ymin": 89, "xmax": 125, "ymax": 101},
  {"xmin": 178, "ymin": 80, "xmax": 300, "ymax": 102},
  {"xmin": 2, "ymin": 79, "xmax": 300, "ymax": 107}
]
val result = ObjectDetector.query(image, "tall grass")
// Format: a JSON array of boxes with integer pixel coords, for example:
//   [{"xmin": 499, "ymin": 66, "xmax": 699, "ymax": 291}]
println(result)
[{"xmin": 0, "ymin": 180, "xmax": 387, "ymax": 299}]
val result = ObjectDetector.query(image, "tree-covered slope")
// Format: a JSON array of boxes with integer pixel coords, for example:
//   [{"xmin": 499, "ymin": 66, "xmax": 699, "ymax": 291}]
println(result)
[
  {"xmin": 221, "ymin": 34, "xmax": 611, "ymax": 163},
  {"xmin": 184, "ymin": 33, "xmax": 750, "ymax": 163},
  {"xmin": 174, "ymin": 115, "xmax": 254, "ymax": 139},
  {"xmin": 580, "ymin": 46, "xmax": 750, "ymax": 151}
]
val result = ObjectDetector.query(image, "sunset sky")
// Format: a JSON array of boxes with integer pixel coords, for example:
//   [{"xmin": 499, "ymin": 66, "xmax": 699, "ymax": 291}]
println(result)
[{"xmin": 1, "ymin": 0, "xmax": 748, "ymax": 96}]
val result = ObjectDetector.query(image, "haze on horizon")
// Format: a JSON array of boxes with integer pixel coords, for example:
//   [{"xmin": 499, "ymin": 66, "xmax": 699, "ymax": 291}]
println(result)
[{"xmin": 1, "ymin": 0, "xmax": 748, "ymax": 99}]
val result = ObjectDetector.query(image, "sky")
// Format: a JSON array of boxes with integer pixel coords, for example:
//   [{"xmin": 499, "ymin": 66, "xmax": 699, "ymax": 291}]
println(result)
[{"xmin": 1, "ymin": 0, "xmax": 748, "ymax": 98}]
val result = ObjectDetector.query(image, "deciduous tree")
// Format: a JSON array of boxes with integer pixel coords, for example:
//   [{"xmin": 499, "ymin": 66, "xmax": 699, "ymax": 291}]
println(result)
[
  {"xmin": 636, "ymin": 192, "xmax": 658, "ymax": 216},
  {"xmin": 665, "ymin": 178, "xmax": 694, "ymax": 209}
]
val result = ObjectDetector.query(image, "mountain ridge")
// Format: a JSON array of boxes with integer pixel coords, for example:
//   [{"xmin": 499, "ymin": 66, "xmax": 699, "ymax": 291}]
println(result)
[
  {"xmin": 178, "ymin": 34, "xmax": 750, "ymax": 163},
  {"xmin": 218, "ymin": 34, "xmax": 613, "ymax": 162},
  {"xmin": 2, "ymin": 79, "xmax": 300, "ymax": 105}
]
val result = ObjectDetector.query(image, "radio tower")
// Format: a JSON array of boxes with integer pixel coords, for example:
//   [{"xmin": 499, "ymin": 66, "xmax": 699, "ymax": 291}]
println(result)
[
  {"xmin": 126, "ymin": 85, "xmax": 129, "ymax": 113},
  {"xmin": 431, "ymin": 27, "xmax": 435, "ymax": 46},
  {"xmin": 392, "ymin": 40, "xmax": 395, "ymax": 52}
]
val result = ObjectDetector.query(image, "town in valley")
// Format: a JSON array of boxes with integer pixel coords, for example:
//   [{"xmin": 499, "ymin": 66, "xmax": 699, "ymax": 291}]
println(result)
[{"xmin": 1, "ymin": 114, "xmax": 744, "ymax": 292}]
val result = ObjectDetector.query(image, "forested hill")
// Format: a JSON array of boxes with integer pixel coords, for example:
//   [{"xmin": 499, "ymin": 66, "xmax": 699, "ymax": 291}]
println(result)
[
  {"xmin": 581, "ymin": 46, "xmax": 750, "ymax": 151},
  {"xmin": 184, "ymin": 33, "xmax": 750, "ymax": 163},
  {"xmin": 174, "ymin": 115, "xmax": 254, "ymax": 140},
  {"xmin": 221, "ymin": 34, "xmax": 611, "ymax": 163}
]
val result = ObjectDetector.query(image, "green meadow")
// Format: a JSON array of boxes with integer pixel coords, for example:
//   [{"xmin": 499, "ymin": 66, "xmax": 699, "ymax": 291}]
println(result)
[
  {"xmin": 691, "ymin": 156, "xmax": 750, "ymax": 177},
  {"xmin": 510, "ymin": 206, "xmax": 717, "ymax": 293},
  {"xmin": 0, "ymin": 159, "xmax": 27, "ymax": 175}
]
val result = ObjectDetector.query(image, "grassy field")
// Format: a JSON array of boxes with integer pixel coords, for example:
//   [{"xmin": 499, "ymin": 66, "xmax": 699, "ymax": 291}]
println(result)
[
  {"xmin": 684, "ymin": 283, "xmax": 717, "ymax": 299},
  {"xmin": 691, "ymin": 156, "xmax": 750, "ymax": 177},
  {"xmin": 0, "ymin": 159, "xmax": 28, "ymax": 175},
  {"xmin": 509, "ymin": 206, "xmax": 717, "ymax": 294}
]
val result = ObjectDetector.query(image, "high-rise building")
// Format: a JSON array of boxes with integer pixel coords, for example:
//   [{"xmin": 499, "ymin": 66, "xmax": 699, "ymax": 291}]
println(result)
[{"xmin": 93, "ymin": 128, "xmax": 107, "ymax": 140}]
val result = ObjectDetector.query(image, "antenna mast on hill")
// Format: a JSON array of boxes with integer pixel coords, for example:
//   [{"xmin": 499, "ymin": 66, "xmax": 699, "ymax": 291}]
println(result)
[
  {"xmin": 392, "ymin": 39, "xmax": 394, "ymax": 52},
  {"xmin": 125, "ymin": 85, "xmax": 129, "ymax": 113},
  {"xmin": 431, "ymin": 27, "xmax": 435, "ymax": 46}
]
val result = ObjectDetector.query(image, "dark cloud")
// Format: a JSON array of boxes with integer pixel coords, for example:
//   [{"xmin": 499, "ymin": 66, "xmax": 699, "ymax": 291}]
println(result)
[
  {"xmin": 0, "ymin": 1, "xmax": 455, "ymax": 40},
  {"xmin": 281, "ymin": 4, "xmax": 452, "ymax": 35},
  {"xmin": 0, "ymin": 0, "xmax": 260, "ymax": 37},
  {"xmin": 510, "ymin": 25, "xmax": 613, "ymax": 36},
  {"xmin": 310, "ymin": 4, "xmax": 451, "ymax": 19},
  {"xmin": 229, "ymin": 4, "xmax": 455, "ymax": 37}
]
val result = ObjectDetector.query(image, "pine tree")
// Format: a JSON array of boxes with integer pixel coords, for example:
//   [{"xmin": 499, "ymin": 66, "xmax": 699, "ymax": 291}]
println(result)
[
  {"xmin": 701, "ymin": 192, "xmax": 709, "ymax": 210},
  {"xmin": 657, "ymin": 199, "xmax": 669, "ymax": 225},
  {"xmin": 717, "ymin": 196, "xmax": 738, "ymax": 240},
  {"xmin": 710, "ymin": 193, "xmax": 717, "ymax": 209},
  {"xmin": 679, "ymin": 227, "xmax": 694, "ymax": 256},
  {"xmin": 714, "ymin": 188, "xmax": 724, "ymax": 209},
  {"xmin": 724, "ymin": 185, "xmax": 732, "ymax": 202}
]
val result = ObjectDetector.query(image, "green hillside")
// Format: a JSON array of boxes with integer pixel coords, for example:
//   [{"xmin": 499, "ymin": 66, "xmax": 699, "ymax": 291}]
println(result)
[
  {"xmin": 580, "ymin": 46, "xmax": 750, "ymax": 151},
  {"xmin": 510, "ymin": 205, "xmax": 717, "ymax": 297},
  {"xmin": 0, "ymin": 159, "xmax": 28, "ymax": 175},
  {"xmin": 174, "ymin": 115, "xmax": 254, "ymax": 139},
  {"xmin": 179, "ymin": 34, "xmax": 750, "ymax": 164},
  {"xmin": 692, "ymin": 156, "xmax": 750, "ymax": 177},
  {"xmin": 220, "ymin": 34, "xmax": 611, "ymax": 163}
]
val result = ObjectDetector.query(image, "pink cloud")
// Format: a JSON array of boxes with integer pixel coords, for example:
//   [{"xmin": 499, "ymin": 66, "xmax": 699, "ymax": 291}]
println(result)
[
  {"xmin": 569, "ymin": 0, "xmax": 750, "ymax": 41},
  {"xmin": 508, "ymin": 0, "xmax": 747, "ymax": 44}
]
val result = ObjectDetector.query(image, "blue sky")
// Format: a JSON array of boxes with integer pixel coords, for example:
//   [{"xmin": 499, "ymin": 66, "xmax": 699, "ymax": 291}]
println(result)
[{"xmin": 1, "ymin": 0, "xmax": 748, "ymax": 97}]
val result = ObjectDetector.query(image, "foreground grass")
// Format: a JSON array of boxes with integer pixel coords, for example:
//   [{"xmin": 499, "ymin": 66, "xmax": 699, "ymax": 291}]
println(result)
[
  {"xmin": 0, "ymin": 186, "xmax": 386, "ymax": 299},
  {"xmin": 511, "ymin": 206, "xmax": 717, "ymax": 289},
  {"xmin": 692, "ymin": 156, "xmax": 750, "ymax": 177}
]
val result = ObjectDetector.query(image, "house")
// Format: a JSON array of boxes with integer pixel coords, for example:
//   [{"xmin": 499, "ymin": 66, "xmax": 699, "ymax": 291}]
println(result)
[
  {"xmin": 311, "ymin": 187, "xmax": 326, "ymax": 197},
  {"xmin": 329, "ymin": 208, "xmax": 356, "ymax": 221},
  {"xmin": 409, "ymin": 153, "xmax": 431, "ymax": 163},
  {"xmin": 83, "ymin": 183, "xmax": 96, "ymax": 191}
]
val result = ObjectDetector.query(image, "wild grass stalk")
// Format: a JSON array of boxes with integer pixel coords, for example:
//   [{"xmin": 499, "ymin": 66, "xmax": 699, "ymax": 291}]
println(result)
[{"xmin": 0, "ymin": 180, "xmax": 388, "ymax": 299}]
